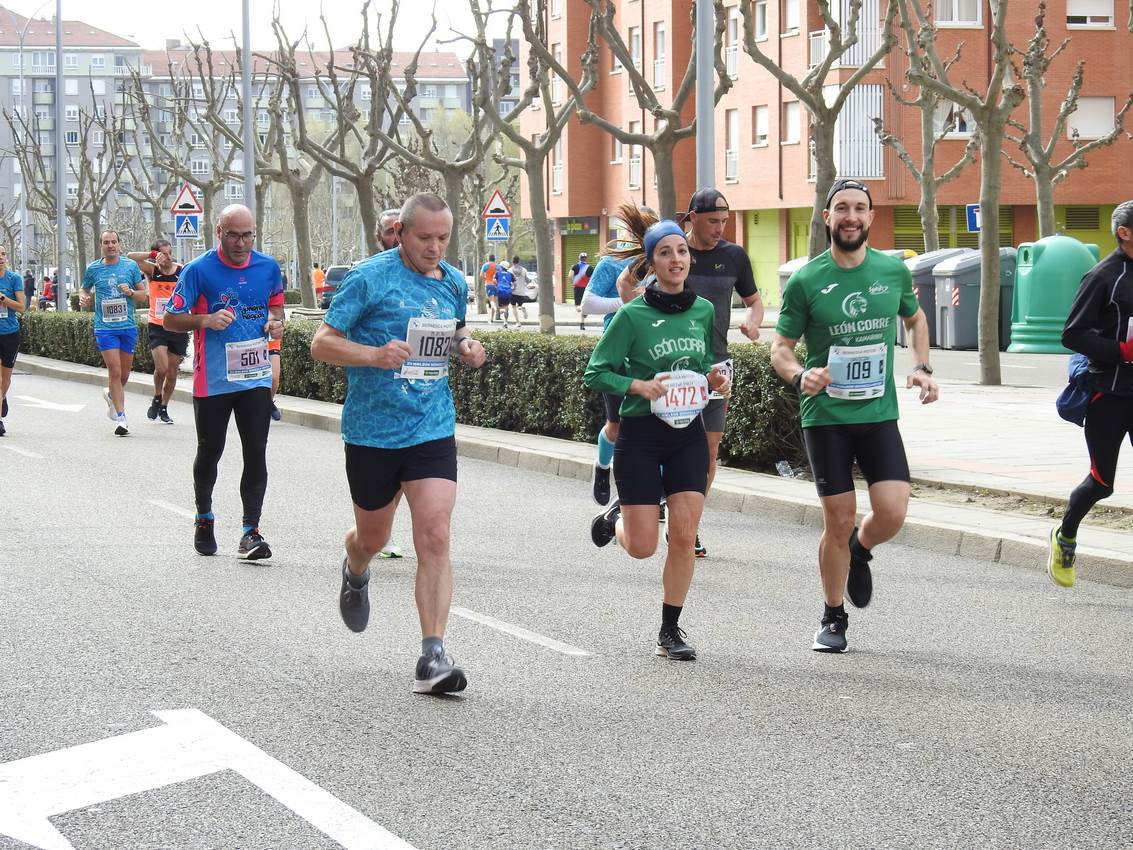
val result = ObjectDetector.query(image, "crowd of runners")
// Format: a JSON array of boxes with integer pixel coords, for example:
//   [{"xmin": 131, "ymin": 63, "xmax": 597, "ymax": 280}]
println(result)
[{"xmin": 2, "ymin": 185, "xmax": 1130, "ymax": 695}]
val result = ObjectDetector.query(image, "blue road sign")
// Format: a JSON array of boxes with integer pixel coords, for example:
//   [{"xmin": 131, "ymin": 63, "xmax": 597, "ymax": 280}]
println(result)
[
  {"xmin": 485, "ymin": 217, "xmax": 510, "ymax": 242},
  {"xmin": 174, "ymin": 214, "xmax": 201, "ymax": 240},
  {"xmin": 966, "ymin": 204, "xmax": 981, "ymax": 233}
]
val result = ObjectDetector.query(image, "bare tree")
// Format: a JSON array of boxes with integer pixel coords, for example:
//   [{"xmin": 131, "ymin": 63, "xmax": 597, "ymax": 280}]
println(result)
[
  {"xmin": 899, "ymin": 0, "xmax": 1025, "ymax": 385},
  {"xmin": 1005, "ymin": 1, "xmax": 1133, "ymax": 238},
  {"xmin": 742, "ymin": 0, "xmax": 897, "ymax": 257},
  {"xmin": 872, "ymin": 36, "xmax": 978, "ymax": 251},
  {"xmin": 114, "ymin": 115, "xmax": 177, "ymax": 240}
]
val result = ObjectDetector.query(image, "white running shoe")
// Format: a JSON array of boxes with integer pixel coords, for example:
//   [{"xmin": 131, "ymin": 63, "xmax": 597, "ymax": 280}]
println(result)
[
  {"xmin": 103, "ymin": 390, "xmax": 117, "ymax": 421},
  {"xmin": 114, "ymin": 413, "xmax": 129, "ymax": 437},
  {"xmin": 378, "ymin": 543, "xmax": 404, "ymax": 559}
]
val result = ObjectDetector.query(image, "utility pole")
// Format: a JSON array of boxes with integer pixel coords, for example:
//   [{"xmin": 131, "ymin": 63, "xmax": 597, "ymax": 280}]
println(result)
[
  {"xmin": 241, "ymin": 0, "xmax": 255, "ymax": 215},
  {"xmin": 694, "ymin": 0, "xmax": 715, "ymax": 190},
  {"xmin": 53, "ymin": 0, "xmax": 66, "ymax": 309}
]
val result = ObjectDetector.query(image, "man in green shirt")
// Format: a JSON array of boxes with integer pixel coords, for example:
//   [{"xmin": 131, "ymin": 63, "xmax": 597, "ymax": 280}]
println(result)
[{"xmin": 771, "ymin": 179, "xmax": 939, "ymax": 653}]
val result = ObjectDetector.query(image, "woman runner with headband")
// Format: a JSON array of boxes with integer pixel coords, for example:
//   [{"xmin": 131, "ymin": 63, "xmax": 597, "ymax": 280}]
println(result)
[{"xmin": 584, "ymin": 219, "xmax": 731, "ymax": 661}]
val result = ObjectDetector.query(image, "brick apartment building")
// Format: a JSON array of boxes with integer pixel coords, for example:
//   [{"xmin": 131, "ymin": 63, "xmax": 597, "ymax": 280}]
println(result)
[{"xmin": 522, "ymin": 0, "xmax": 1133, "ymax": 304}]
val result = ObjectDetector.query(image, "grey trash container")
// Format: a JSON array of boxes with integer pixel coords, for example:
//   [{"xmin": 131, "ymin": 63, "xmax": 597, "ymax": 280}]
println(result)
[
  {"xmin": 897, "ymin": 248, "xmax": 973, "ymax": 347},
  {"xmin": 935, "ymin": 247, "xmax": 1017, "ymax": 351},
  {"xmin": 777, "ymin": 256, "xmax": 810, "ymax": 303}
]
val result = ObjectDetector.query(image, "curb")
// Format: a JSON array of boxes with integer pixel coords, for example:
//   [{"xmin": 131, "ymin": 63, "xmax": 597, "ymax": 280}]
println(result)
[{"xmin": 17, "ymin": 355, "xmax": 1132, "ymax": 589}]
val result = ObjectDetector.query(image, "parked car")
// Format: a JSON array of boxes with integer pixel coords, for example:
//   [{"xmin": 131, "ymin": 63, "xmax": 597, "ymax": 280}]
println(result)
[{"xmin": 318, "ymin": 264, "xmax": 351, "ymax": 309}]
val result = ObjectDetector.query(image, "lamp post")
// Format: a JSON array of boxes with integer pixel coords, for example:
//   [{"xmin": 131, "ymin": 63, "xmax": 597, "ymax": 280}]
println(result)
[
  {"xmin": 53, "ymin": 0, "xmax": 65, "ymax": 309},
  {"xmin": 694, "ymin": 0, "xmax": 714, "ymax": 189},
  {"xmin": 241, "ymin": 0, "xmax": 255, "ymax": 215}
]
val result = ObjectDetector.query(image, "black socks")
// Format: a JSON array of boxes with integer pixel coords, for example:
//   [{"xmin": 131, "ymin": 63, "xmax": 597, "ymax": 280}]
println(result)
[{"xmin": 661, "ymin": 603, "xmax": 682, "ymax": 628}]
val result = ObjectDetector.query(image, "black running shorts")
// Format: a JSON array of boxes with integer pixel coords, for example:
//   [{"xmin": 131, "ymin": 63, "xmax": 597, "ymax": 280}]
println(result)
[
  {"xmin": 702, "ymin": 398, "xmax": 727, "ymax": 433},
  {"xmin": 147, "ymin": 324, "xmax": 190, "ymax": 357},
  {"xmin": 802, "ymin": 419, "xmax": 910, "ymax": 497},
  {"xmin": 603, "ymin": 392, "xmax": 624, "ymax": 424},
  {"xmin": 613, "ymin": 415, "xmax": 708, "ymax": 506},
  {"xmin": 345, "ymin": 436, "xmax": 458, "ymax": 511},
  {"xmin": 0, "ymin": 330, "xmax": 18, "ymax": 368}
]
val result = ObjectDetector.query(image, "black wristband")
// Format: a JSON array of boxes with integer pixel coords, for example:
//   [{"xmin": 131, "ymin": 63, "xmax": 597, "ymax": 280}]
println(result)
[{"xmin": 793, "ymin": 370, "xmax": 805, "ymax": 391}]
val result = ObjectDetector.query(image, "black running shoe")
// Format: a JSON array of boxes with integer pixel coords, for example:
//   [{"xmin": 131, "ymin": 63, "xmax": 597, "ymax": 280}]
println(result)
[
  {"xmin": 413, "ymin": 650, "xmax": 468, "ymax": 695},
  {"xmin": 694, "ymin": 535, "xmax": 707, "ymax": 558},
  {"xmin": 592, "ymin": 464, "xmax": 611, "ymax": 506},
  {"xmin": 194, "ymin": 517, "xmax": 217, "ymax": 556},
  {"xmin": 339, "ymin": 559, "xmax": 370, "ymax": 633},
  {"xmin": 271, "ymin": 404, "xmax": 281, "ymax": 422},
  {"xmin": 813, "ymin": 613, "xmax": 849, "ymax": 653},
  {"xmin": 158, "ymin": 406, "xmax": 174, "ymax": 424},
  {"xmin": 656, "ymin": 624, "xmax": 697, "ymax": 660},
  {"xmin": 237, "ymin": 529, "xmax": 272, "ymax": 560},
  {"xmin": 146, "ymin": 396, "xmax": 160, "ymax": 421},
  {"xmin": 846, "ymin": 527, "xmax": 873, "ymax": 608},
  {"xmin": 590, "ymin": 500, "xmax": 621, "ymax": 547},
  {"xmin": 0, "ymin": 419, "xmax": 6, "ymax": 437}
]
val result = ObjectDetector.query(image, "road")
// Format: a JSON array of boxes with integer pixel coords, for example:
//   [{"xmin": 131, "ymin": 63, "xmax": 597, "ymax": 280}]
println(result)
[{"xmin": 1, "ymin": 372, "xmax": 1130, "ymax": 849}]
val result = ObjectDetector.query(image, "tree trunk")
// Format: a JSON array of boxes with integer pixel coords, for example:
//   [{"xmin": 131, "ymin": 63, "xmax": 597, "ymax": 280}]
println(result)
[
  {"xmin": 442, "ymin": 169, "xmax": 464, "ymax": 266},
  {"xmin": 472, "ymin": 169, "xmax": 487, "ymax": 316},
  {"xmin": 918, "ymin": 188, "xmax": 941, "ymax": 253},
  {"xmin": 653, "ymin": 138, "xmax": 678, "ymax": 220},
  {"xmin": 353, "ymin": 177, "xmax": 379, "ymax": 256},
  {"xmin": 150, "ymin": 203, "xmax": 164, "ymax": 241},
  {"xmin": 809, "ymin": 119, "xmax": 837, "ymax": 258},
  {"xmin": 526, "ymin": 158, "xmax": 556, "ymax": 335},
  {"xmin": 69, "ymin": 212, "xmax": 87, "ymax": 282},
  {"xmin": 201, "ymin": 193, "xmax": 215, "ymax": 250},
  {"xmin": 977, "ymin": 127, "xmax": 1004, "ymax": 385},
  {"xmin": 291, "ymin": 182, "xmax": 316, "ymax": 309},
  {"xmin": 254, "ymin": 182, "xmax": 268, "ymax": 252},
  {"xmin": 1034, "ymin": 166, "xmax": 1057, "ymax": 239}
]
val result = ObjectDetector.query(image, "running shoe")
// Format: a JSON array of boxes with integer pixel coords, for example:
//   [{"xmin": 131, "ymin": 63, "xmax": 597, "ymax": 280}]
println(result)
[
  {"xmin": 114, "ymin": 414, "xmax": 129, "ymax": 437},
  {"xmin": 194, "ymin": 517, "xmax": 217, "ymax": 556},
  {"xmin": 694, "ymin": 535, "xmax": 707, "ymax": 558},
  {"xmin": 103, "ymin": 390, "xmax": 117, "ymax": 421},
  {"xmin": 146, "ymin": 396, "xmax": 160, "ymax": 421},
  {"xmin": 237, "ymin": 529, "xmax": 272, "ymax": 560},
  {"xmin": 592, "ymin": 464, "xmax": 612, "ymax": 506},
  {"xmin": 339, "ymin": 559, "xmax": 370, "ymax": 632},
  {"xmin": 0, "ymin": 419, "xmax": 6, "ymax": 437},
  {"xmin": 158, "ymin": 406, "xmax": 174, "ymax": 424},
  {"xmin": 813, "ymin": 613, "xmax": 849, "ymax": 653},
  {"xmin": 413, "ymin": 649, "xmax": 468, "ymax": 695},
  {"xmin": 271, "ymin": 404, "xmax": 281, "ymax": 422},
  {"xmin": 846, "ymin": 527, "xmax": 873, "ymax": 608},
  {"xmin": 590, "ymin": 500, "xmax": 621, "ymax": 547},
  {"xmin": 1047, "ymin": 526, "xmax": 1077, "ymax": 588},
  {"xmin": 378, "ymin": 544, "xmax": 404, "ymax": 559},
  {"xmin": 655, "ymin": 624, "xmax": 697, "ymax": 660},
  {"xmin": 1, "ymin": 395, "xmax": 7, "ymax": 417}
]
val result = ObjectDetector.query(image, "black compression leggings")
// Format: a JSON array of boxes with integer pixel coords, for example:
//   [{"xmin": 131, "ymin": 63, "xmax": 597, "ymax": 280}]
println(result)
[
  {"xmin": 192, "ymin": 387, "xmax": 273, "ymax": 527},
  {"xmin": 1061, "ymin": 392, "xmax": 1133, "ymax": 538}
]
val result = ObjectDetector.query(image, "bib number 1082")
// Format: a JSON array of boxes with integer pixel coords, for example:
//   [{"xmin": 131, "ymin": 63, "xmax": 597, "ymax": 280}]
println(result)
[{"xmin": 417, "ymin": 335, "xmax": 452, "ymax": 358}]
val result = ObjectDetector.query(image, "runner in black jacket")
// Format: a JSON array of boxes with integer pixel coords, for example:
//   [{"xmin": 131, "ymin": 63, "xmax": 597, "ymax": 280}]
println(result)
[{"xmin": 1049, "ymin": 200, "xmax": 1133, "ymax": 587}]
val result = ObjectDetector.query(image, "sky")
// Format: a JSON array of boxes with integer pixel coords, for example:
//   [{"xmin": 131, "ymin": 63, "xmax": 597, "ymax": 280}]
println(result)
[{"xmin": 8, "ymin": 0, "xmax": 512, "ymax": 56}]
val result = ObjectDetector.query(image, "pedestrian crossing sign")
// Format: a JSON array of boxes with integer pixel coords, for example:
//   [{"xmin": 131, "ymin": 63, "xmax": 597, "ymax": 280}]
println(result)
[
  {"xmin": 485, "ymin": 217, "xmax": 510, "ymax": 242},
  {"xmin": 175, "ymin": 214, "xmax": 201, "ymax": 240}
]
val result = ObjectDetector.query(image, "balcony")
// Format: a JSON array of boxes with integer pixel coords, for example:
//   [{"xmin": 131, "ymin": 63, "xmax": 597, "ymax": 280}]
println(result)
[
  {"xmin": 628, "ymin": 155, "xmax": 642, "ymax": 189},
  {"xmin": 808, "ymin": 23, "xmax": 882, "ymax": 69},
  {"xmin": 32, "ymin": 91, "xmax": 54, "ymax": 105},
  {"xmin": 725, "ymin": 44, "xmax": 738, "ymax": 79},
  {"xmin": 551, "ymin": 163, "xmax": 563, "ymax": 195},
  {"xmin": 113, "ymin": 64, "xmax": 151, "ymax": 77},
  {"xmin": 808, "ymin": 30, "xmax": 827, "ymax": 68},
  {"xmin": 653, "ymin": 58, "xmax": 666, "ymax": 88},
  {"xmin": 37, "ymin": 117, "xmax": 53, "ymax": 131},
  {"xmin": 725, "ymin": 150, "xmax": 738, "ymax": 182}
]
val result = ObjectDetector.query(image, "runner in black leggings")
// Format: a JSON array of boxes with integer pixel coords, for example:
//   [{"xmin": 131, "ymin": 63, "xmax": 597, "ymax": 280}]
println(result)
[{"xmin": 1050, "ymin": 200, "xmax": 1133, "ymax": 587}]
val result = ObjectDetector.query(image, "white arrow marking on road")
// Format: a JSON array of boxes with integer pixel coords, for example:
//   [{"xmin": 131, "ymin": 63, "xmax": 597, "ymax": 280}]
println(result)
[
  {"xmin": 0, "ymin": 709, "xmax": 417, "ymax": 850},
  {"xmin": 0, "ymin": 445, "xmax": 43, "ymax": 459},
  {"xmin": 451, "ymin": 606, "xmax": 591, "ymax": 657},
  {"xmin": 147, "ymin": 498, "xmax": 196, "ymax": 519},
  {"xmin": 13, "ymin": 395, "xmax": 85, "ymax": 413}
]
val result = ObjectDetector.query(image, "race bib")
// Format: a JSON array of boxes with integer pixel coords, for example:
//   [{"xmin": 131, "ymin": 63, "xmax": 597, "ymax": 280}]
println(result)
[
  {"xmin": 0, "ymin": 304, "xmax": 7, "ymax": 319},
  {"xmin": 709, "ymin": 358, "xmax": 733, "ymax": 401},
  {"xmin": 400, "ymin": 317, "xmax": 458, "ymax": 381},
  {"xmin": 827, "ymin": 343, "xmax": 886, "ymax": 400},
  {"xmin": 153, "ymin": 297, "xmax": 169, "ymax": 320},
  {"xmin": 101, "ymin": 297, "xmax": 129, "ymax": 324},
  {"xmin": 224, "ymin": 337, "xmax": 270, "ymax": 383},
  {"xmin": 650, "ymin": 370, "xmax": 710, "ymax": 429}
]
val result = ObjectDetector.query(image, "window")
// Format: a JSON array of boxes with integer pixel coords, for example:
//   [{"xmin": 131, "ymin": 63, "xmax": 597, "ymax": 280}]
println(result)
[
  {"xmin": 190, "ymin": 159, "xmax": 209, "ymax": 175},
  {"xmin": 550, "ymin": 0, "xmax": 561, "ymax": 17},
  {"xmin": 1068, "ymin": 97, "xmax": 1117, "ymax": 139},
  {"xmin": 752, "ymin": 104, "xmax": 769, "ymax": 146},
  {"xmin": 653, "ymin": 22, "xmax": 666, "ymax": 89},
  {"xmin": 159, "ymin": 133, "xmax": 171, "ymax": 147},
  {"xmin": 10, "ymin": 79, "xmax": 25, "ymax": 96},
  {"xmin": 628, "ymin": 120, "xmax": 642, "ymax": 188},
  {"xmin": 31, "ymin": 51, "xmax": 55, "ymax": 69},
  {"xmin": 64, "ymin": 54, "xmax": 77, "ymax": 69},
  {"xmin": 64, "ymin": 79, "xmax": 78, "ymax": 96},
  {"xmin": 224, "ymin": 109, "xmax": 239, "ymax": 124},
  {"xmin": 753, "ymin": 0, "xmax": 768, "ymax": 40},
  {"xmin": 446, "ymin": 84, "xmax": 460, "ymax": 99},
  {"xmin": 935, "ymin": 0, "xmax": 980, "ymax": 25},
  {"xmin": 225, "ymin": 181, "xmax": 244, "ymax": 200},
  {"xmin": 423, "ymin": 84, "xmax": 438, "ymax": 99},
  {"xmin": 92, "ymin": 130, "xmax": 104, "ymax": 145},
  {"xmin": 189, "ymin": 132, "xmax": 202, "ymax": 148},
  {"xmin": 784, "ymin": 0, "xmax": 800, "ymax": 32},
  {"xmin": 65, "ymin": 130, "xmax": 79, "ymax": 146},
  {"xmin": 66, "ymin": 183, "xmax": 78, "ymax": 199},
  {"xmin": 257, "ymin": 109, "xmax": 270, "ymax": 126},
  {"xmin": 90, "ymin": 55, "xmax": 105, "ymax": 69},
  {"xmin": 193, "ymin": 83, "xmax": 205, "ymax": 99},
  {"xmin": 725, "ymin": 108, "xmax": 739, "ymax": 182},
  {"xmin": 934, "ymin": 102, "xmax": 975, "ymax": 137},
  {"xmin": 11, "ymin": 54, "xmax": 20, "ymax": 69},
  {"xmin": 552, "ymin": 140, "xmax": 563, "ymax": 195},
  {"xmin": 782, "ymin": 101, "xmax": 800, "ymax": 143},
  {"xmin": 628, "ymin": 26, "xmax": 642, "ymax": 72},
  {"xmin": 360, "ymin": 85, "xmax": 371, "ymax": 101},
  {"xmin": 611, "ymin": 136, "xmax": 624, "ymax": 163},
  {"xmin": 91, "ymin": 79, "xmax": 106, "ymax": 95},
  {"xmin": 551, "ymin": 44, "xmax": 563, "ymax": 103},
  {"xmin": 1067, "ymin": 0, "xmax": 1113, "ymax": 27},
  {"xmin": 65, "ymin": 105, "xmax": 79, "ymax": 122}
]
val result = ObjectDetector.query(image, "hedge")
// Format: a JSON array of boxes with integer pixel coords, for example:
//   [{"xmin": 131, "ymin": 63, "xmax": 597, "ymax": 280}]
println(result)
[{"xmin": 17, "ymin": 312, "xmax": 806, "ymax": 471}]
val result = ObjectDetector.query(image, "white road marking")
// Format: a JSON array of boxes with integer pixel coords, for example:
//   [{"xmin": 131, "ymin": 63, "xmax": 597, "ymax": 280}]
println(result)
[
  {"xmin": 0, "ymin": 708, "xmax": 417, "ymax": 850},
  {"xmin": 12, "ymin": 395, "xmax": 85, "ymax": 412},
  {"xmin": 0, "ymin": 445, "xmax": 43, "ymax": 459},
  {"xmin": 147, "ymin": 498, "xmax": 196, "ymax": 519},
  {"xmin": 451, "ymin": 606, "xmax": 592, "ymax": 657}
]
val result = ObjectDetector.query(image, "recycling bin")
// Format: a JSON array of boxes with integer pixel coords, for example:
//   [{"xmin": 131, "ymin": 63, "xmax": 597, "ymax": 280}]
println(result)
[
  {"xmin": 896, "ymin": 248, "xmax": 973, "ymax": 347},
  {"xmin": 935, "ymin": 247, "xmax": 1017, "ymax": 351},
  {"xmin": 777, "ymin": 256, "xmax": 810, "ymax": 303},
  {"xmin": 1008, "ymin": 235, "xmax": 1101, "ymax": 354}
]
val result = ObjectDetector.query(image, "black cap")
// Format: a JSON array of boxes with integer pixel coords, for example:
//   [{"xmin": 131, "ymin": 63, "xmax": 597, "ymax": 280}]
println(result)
[
  {"xmin": 681, "ymin": 188, "xmax": 730, "ymax": 220},
  {"xmin": 825, "ymin": 179, "xmax": 873, "ymax": 210}
]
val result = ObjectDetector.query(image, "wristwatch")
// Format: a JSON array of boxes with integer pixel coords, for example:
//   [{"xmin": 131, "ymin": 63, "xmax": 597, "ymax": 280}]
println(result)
[
  {"xmin": 912, "ymin": 363, "xmax": 933, "ymax": 375},
  {"xmin": 792, "ymin": 369, "xmax": 806, "ymax": 390}
]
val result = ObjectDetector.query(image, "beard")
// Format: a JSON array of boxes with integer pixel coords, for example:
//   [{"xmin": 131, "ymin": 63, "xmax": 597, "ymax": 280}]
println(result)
[{"xmin": 831, "ymin": 224, "xmax": 869, "ymax": 252}]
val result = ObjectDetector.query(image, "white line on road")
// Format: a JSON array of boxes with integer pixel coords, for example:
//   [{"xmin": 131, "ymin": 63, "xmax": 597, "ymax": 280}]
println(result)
[
  {"xmin": 147, "ymin": 499, "xmax": 196, "ymax": 519},
  {"xmin": 0, "ymin": 445, "xmax": 43, "ymax": 459},
  {"xmin": 12, "ymin": 395, "xmax": 85, "ymax": 412},
  {"xmin": 451, "ymin": 606, "xmax": 592, "ymax": 657}
]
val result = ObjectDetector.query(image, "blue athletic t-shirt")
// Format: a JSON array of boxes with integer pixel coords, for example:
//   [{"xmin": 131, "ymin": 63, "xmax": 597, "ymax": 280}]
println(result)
[
  {"xmin": 0, "ymin": 270, "xmax": 23, "ymax": 334},
  {"xmin": 83, "ymin": 258, "xmax": 144, "ymax": 333},
  {"xmin": 165, "ymin": 249, "xmax": 284, "ymax": 398},
  {"xmin": 585, "ymin": 256, "xmax": 630, "ymax": 331},
  {"xmin": 324, "ymin": 248, "xmax": 468, "ymax": 450}
]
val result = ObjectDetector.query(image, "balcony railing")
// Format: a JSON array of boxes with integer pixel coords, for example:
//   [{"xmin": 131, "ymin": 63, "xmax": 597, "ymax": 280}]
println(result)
[
  {"xmin": 113, "ymin": 64, "xmax": 152, "ymax": 77},
  {"xmin": 725, "ymin": 44, "xmax": 738, "ymax": 78},
  {"xmin": 653, "ymin": 58, "xmax": 666, "ymax": 88},
  {"xmin": 808, "ymin": 30, "xmax": 827, "ymax": 68},
  {"xmin": 628, "ymin": 155, "xmax": 642, "ymax": 189},
  {"xmin": 551, "ymin": 163, "xmax": 563, "ymax": 194},
  {"xmin": 725, "ymin": 150, "xmax": 738, "ymax": 182},
  {"xmin": 808, "ymin": 25, "xmax": 882, "ymax": 69}
]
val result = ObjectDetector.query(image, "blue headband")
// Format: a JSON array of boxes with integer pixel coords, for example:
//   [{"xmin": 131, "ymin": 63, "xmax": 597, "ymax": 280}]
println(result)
[{"xmin": 643, "ymin": 220, "xmax": 687, "ymax": 260}]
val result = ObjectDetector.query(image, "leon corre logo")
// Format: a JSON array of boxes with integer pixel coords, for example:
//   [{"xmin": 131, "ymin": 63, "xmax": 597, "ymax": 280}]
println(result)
[{"xmin": 841, "ymin": 291, "xmax": 868, "ymax": 319}]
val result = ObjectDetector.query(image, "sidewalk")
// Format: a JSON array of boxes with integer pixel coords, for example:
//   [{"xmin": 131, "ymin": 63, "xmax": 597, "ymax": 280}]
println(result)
[{"xmin": 15, "ymin": 353, "xmax": 1133, "ymax": 587}]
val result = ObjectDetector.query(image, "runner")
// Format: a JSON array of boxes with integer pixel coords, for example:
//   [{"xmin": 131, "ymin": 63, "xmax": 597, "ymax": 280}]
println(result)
[
  {"xmin": 78, "ymin": 230, "xmax": 146, "ymax": 437},
  {"xmin": 585, "ymin": 220, "xmax": 730, "ymax": 662},
  {"xmin": 0, "ymin": 246, "xmax": 26, "ymax": 436},
  {"xmin": 128, "ymin": 240, "xmax": 185, "ymax": 425},
  {"xmin": 310, "ymin": 192, "xmax": 487, "ymax": 695},
  {"xmin": 507, "ymin": 255, "xmax": 530, "ymax": 323},
  {"xmin": 1049, "ymin": 200, "xmax": 1133, "ymax": 587},
  {"xmin": 580, "ymin": 204, "xmax": 657, "ymax": 505},
  {"xmin": 481, "ymin": 253, "xmax": 500, "ymax": 322},
  {"xmin": 681, "ymin": 188, "xmax": 764, "ymax": 557},
  {"xmin": 163, "ymin": 204, "xmax": 284, "ymax": 560},
  {"xmin": 570, "ymin": 252, "xmax": 592, "ymax": 330},
  {"xmin": 495, "ymin": 260, "xmax": 515, "ymax": 329},
  {"xmin": 771, "ymin": 178, "xmax": 938, "ymax": 653},
  {"xmin": 376, "ymin": 208, "xmax": 400, "ymax": 251}
]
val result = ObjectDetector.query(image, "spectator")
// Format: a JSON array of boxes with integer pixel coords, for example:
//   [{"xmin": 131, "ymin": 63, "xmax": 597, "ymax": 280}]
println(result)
[
  {"xmin": 23, "ymin": 271, "xmax": 35, "ymax": 311},
  {"xmin": 570, "ymin": 251, "xmax": 592, "ymax": 330}
]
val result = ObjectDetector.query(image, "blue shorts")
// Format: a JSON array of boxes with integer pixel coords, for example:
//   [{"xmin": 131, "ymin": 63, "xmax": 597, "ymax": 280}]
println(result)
[
  {"xmin": 95, "ymin": 327, "xmax": 138, "ymax": 353},
  {"xmin": 486, "ymin": 285, "xmax": 498, "ymax": 297}
]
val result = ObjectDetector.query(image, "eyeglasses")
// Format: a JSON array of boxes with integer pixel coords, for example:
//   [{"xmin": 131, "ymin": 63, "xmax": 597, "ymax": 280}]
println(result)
[{"xmin": 222, "ymin": 230, "xmax": 257, "ymax": 242}]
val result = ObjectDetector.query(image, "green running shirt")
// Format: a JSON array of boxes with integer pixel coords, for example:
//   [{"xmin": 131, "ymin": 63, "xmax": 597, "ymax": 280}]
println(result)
[{"xmin": 776, "ymin": 248, "xmax": 918, "ymax": 428}]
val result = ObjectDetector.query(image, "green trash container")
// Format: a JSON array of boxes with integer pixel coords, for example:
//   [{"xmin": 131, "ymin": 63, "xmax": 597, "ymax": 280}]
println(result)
[
  {"xmin": 935, "ymin": 247, "xmax": 1017, "ymax": 351},
  {"xmin": 1007, "ymin": 235, "xmax": 1101, "ymax": 354}
]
